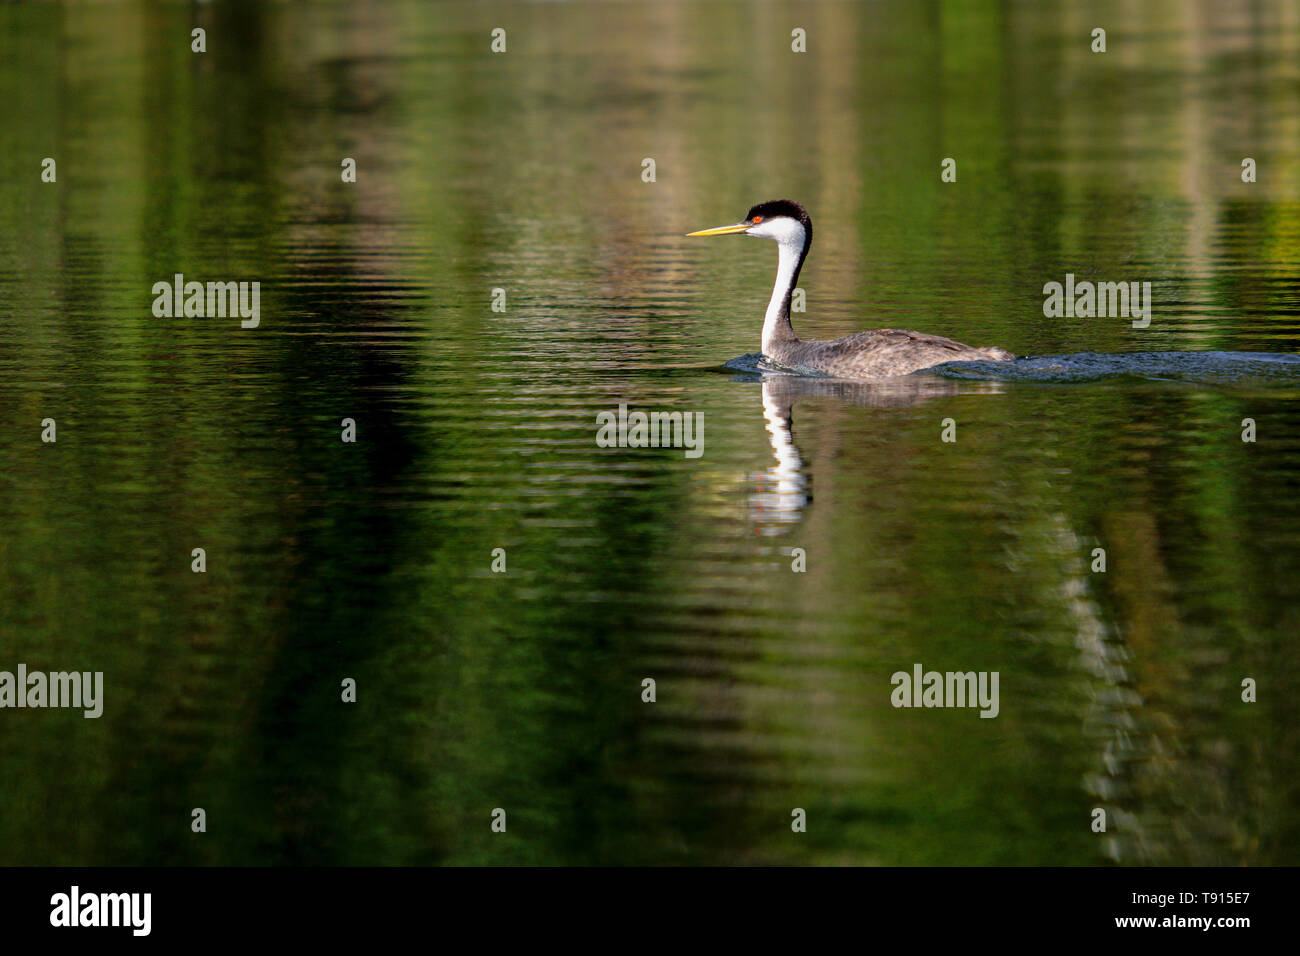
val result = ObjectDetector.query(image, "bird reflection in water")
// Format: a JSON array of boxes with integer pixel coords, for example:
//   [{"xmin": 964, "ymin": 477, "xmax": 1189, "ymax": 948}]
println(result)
[{"xmin": 746, "ymin": 372, "xmax": 1006, "ymax": 534}]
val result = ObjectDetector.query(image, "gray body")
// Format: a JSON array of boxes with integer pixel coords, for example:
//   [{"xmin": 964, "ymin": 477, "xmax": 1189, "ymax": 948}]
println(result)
[{"xmin": 767, "ymin": 326, "xmax": 1014, "ymax": 379}]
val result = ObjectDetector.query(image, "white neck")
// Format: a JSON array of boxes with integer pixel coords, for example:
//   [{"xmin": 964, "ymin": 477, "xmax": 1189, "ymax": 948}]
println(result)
[{"xmin": 754, "ymin": 219, "xmax": 806, "ymax": 354}]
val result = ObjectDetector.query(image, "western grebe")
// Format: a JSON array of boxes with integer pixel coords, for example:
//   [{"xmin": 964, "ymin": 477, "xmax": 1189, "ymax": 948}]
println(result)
[{"xmin": 687, "ymin": 199, "xmax": 1015, "ymax": 378}]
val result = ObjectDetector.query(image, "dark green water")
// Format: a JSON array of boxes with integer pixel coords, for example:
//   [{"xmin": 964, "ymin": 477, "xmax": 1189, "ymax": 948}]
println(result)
[{"xmin": 1, "ymin": 0, "xmax": 1298, "ymax": 865}]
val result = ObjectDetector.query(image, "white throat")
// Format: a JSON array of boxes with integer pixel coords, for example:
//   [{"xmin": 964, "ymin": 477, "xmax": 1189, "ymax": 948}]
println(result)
[{"xmin": 750, "ymin": 218, "xmax": 806, "ymax": 353}]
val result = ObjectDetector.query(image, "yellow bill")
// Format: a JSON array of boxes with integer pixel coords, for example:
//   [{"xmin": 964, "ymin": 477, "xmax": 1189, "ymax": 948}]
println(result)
[{"xmin": 685, "ymin": 223, "xmax": 751, "ymax": 237}]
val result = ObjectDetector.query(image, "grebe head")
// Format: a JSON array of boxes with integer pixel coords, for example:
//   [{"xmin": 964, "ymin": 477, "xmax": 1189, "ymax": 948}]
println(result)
[{"xmin": 686, "ymin": 199, "xmax": 812, "ymax": 249}]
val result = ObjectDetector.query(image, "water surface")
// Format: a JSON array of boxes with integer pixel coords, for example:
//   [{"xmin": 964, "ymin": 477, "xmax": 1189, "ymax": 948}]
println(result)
[{"xmin": 1, "ymin": 0, "xmax": 1298, "ymax": 865}]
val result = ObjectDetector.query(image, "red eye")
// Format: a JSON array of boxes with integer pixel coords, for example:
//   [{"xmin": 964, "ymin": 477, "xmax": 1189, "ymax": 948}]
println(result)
[{"xmin": 752, "ymin": 216, "xmax": 762, "ymax": 223}]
